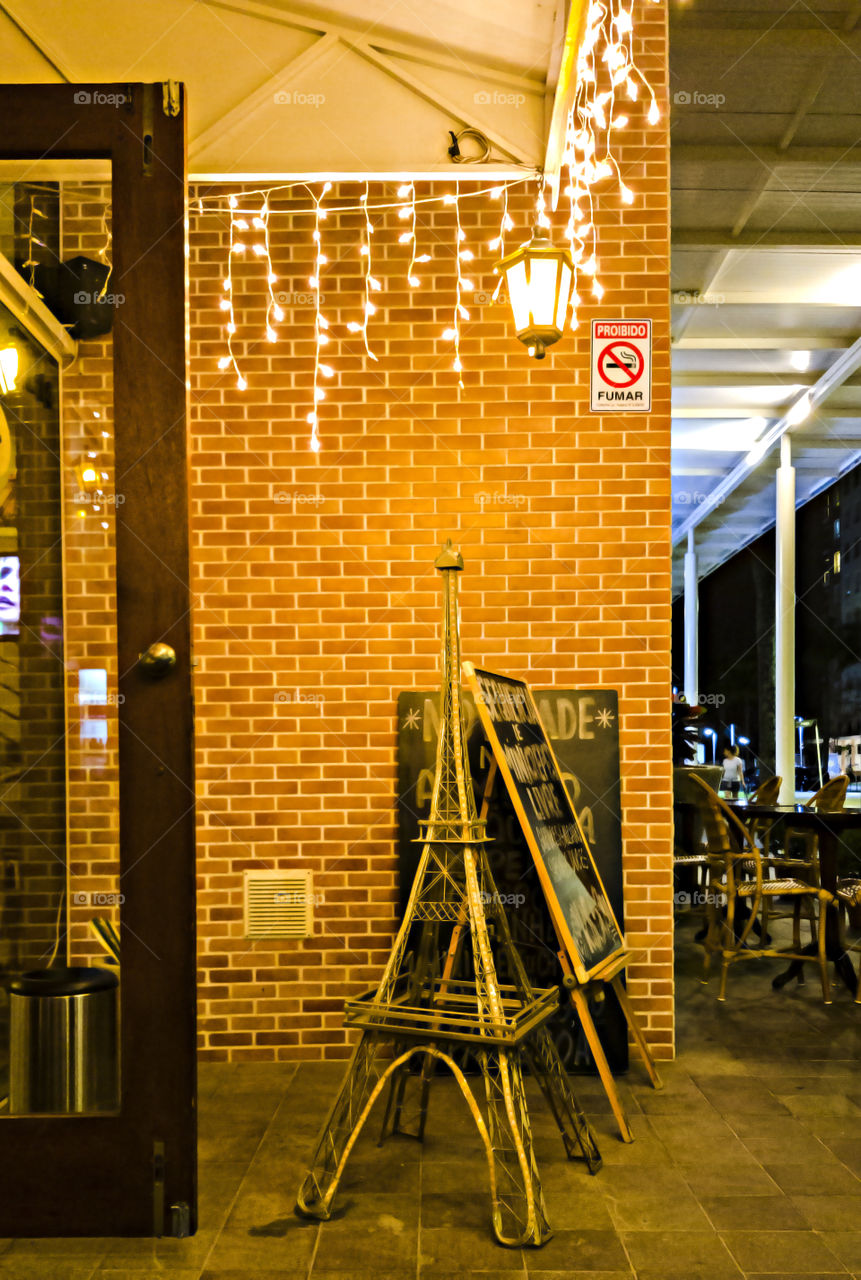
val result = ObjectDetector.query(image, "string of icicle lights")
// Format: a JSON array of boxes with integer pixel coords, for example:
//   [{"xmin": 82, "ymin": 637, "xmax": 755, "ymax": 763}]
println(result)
[
  {"xmin": 561, "ymin": 0, "xmax": 661, "ymax": 312},
  {"xmin": 199, "ymin": 0, "xmax": 660, "ymax": 452}
]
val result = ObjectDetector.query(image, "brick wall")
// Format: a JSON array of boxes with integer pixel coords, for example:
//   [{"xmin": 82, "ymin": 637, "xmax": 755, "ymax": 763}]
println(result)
[{"xmin": 62, "ymin": 0, "xmax": 673, "ymax": 1060}]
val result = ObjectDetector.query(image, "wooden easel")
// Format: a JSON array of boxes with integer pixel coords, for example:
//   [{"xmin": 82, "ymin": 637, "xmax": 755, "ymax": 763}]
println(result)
[
  {"xmin": 558, "ymin": 948, "xmax": 661, "ymax": 1143},
  {"xmin": 479, "ymin": 756, "xmax": 661, "ymax": 1143}
]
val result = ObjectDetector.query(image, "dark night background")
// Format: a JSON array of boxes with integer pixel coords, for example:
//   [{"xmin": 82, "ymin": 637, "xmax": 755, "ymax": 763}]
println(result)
[{"xmin": 672, "ymin": 467, "xmax": 861, "ymax": 786}]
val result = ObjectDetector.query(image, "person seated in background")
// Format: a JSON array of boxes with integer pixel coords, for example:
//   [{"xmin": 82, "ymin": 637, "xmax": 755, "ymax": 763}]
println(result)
[
  {"xmin": 827, "ymin": 740, "xmax": 846, "ymax": 781},
  {"xmin": 719, "ymin": 744, "xmax": 744, "ymax": 798}
]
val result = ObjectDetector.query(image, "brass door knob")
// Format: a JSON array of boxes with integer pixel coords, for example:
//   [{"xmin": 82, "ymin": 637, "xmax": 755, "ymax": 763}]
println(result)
[{"xmin": 139, "ymin": 642, "xmax": 177, "ymax": 675}]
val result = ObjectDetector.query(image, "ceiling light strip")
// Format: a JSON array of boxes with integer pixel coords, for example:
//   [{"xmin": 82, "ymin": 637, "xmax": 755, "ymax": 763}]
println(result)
[{"xmin": 673, "ymin": 332, "xmax": 861, "ymax": 545}]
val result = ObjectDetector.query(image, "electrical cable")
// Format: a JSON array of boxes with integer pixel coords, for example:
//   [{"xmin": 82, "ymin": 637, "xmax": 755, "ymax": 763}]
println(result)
[{"xmin": 448, "ymin": 128, "xmax": 493, "ymax": 164}]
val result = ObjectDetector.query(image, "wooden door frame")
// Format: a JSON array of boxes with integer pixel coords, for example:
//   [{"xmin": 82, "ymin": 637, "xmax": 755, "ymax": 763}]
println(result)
[{"xmin": 0, "ymin": 82, "xmax": 195, "ymax": 1238}]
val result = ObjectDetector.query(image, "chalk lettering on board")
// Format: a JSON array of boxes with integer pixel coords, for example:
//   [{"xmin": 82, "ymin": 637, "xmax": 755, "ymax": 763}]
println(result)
[
  {"xmin": 562, "ymin": 770, "xmax": 581, "ymax": 805},
  {"xmin": 526, "ymin": 783, "xmax": 565, "ymax": 821},
  {"xmin": 538, "ymin": 695, "xmax": 579, "ymax": 741},
  {"xmin": 423, "ymin": 698, "xmax": 439, "ymax": 742},
  {"xmin": 465, "ymin": 664, "xmax": 624, "ymax": 983},
  {"xmin": 560, "ymin": 771, "xmax": 596, "ymax": 845},
  {"xmin": 416, "ymin": 765, "xmax": 435, "ymax": 808}
]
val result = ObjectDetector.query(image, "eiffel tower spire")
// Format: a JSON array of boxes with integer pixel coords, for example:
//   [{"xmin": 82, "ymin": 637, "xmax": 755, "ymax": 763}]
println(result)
[
  {"xmin": 295, "ymin": 541, "xmax": 601, "ymax": 1247},
  {"xmin": 424, "ymin": 537, "xmax": 484, "ymax": 841}
]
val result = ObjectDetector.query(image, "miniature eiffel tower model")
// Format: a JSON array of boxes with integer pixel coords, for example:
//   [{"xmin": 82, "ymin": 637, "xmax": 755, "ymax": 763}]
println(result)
[{"xmin": 296, "ymin": 541, "xmax": 601, "ymax": 1247}]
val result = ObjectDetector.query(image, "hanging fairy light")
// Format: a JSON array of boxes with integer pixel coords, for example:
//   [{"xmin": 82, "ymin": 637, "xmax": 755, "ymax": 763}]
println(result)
[
  {"xmin": 200, "ymin": 5, "xmax": 661, "ymax": 388},
  {"xmin": 253, "ymin": 196, "xmax": 284, "ymax": 342},
  {"xmin": 561, "ymin": 0, "xmax": 661, "ymax": 324},
  {"xmin": 308, "ymin": 182, "xmax": 333, "ymax": 453},
  {"xmin": 535, "ymin": 178, "xmax": 552, "ymax": 232},
  {"xmin": 21, "ymin": 194, "xmax": 48, "ymax": 296},
  {"xmin": 197, "ymin": 12, "xmax": 659, "ymax": 386},
  {"xmin": 396, "ymin": 181, "xmax": 431, "ymax": 290},
  {"xmin": 488, "ymin": 185, "xmax": 515, "ymax": 301},
  {"xmin": 97, "ymin": 204, "xmax": 113, "ymax": 300},
  {"xmin": 562, "ymin": 174, "xmax": 585, "ymax": 325},
  {"xmin": 204, "ymin": 179, "xmax": 529, "ymax": 392},
  {"xmin": 346, "ymin": 183, "xmax": 380, "ymax": 363},
  {"xmin": 217, "ymin": 194, "xmax": 247, "ymax": 391},
  {"xmin": 440, "ymin": 192, "xmax": 471, "ymax": 389},
  {"xmin": 610, "ymin": 0, "xmax": 660, "ymax": 128}
]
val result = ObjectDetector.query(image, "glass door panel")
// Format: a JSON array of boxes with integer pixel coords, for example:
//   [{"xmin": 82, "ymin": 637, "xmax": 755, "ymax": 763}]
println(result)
[{"xmin": 0, "ymin": 278, "xmax": 123, "ymax": 1115}]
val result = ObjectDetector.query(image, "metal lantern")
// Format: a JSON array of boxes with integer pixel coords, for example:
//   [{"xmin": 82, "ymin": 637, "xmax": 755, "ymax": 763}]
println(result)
[{"xmin": 494, "ymin": 234, "xmax": 574, "ymax": 359}]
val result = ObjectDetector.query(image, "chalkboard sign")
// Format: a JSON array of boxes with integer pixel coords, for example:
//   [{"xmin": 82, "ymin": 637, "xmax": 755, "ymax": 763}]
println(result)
[
  {"xmin": 465, "ymin": 664, "xmax": 625, "ymax": 984},
  {"xmin": 396, "ymin": 680, "xmax": 627, "ymax": 1071}
]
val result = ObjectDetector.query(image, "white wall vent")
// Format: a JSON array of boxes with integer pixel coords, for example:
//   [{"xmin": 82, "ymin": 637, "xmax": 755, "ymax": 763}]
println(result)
[{"xmin": 244, "ymin": 870, "xmax": 313, "ymax": 939}]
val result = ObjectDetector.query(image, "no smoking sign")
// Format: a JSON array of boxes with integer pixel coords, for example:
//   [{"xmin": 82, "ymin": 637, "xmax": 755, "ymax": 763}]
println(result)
[{"xmin": 590, "ymin": 319, "xmax": 651, "ymax": 412}]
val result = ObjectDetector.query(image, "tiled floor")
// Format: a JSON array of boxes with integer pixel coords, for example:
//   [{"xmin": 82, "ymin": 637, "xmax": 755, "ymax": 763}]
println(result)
[{"xmin": 2, "ymin": 918, "xmax": 861, "ymax": 1278}]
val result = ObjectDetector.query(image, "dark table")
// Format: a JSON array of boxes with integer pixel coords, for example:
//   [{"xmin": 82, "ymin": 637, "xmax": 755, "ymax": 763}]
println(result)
[{"xmin": 729, "ymin": 801, "xmax": 861, "ymax": 994}]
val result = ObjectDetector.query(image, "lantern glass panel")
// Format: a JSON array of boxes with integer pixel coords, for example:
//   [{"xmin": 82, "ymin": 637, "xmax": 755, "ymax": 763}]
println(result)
[
  {"xmin": 555, "ymin": 263, "xmax": 572, "ymax": 331},
  {"xmin": 0, "ymin": 347, "xmax": 18, "ymax": 394},
  {"xmin": 507, "ymin": 260, "xmax": 530, "ymax": 330},
  {"xmin": 528, "ymin": 259, "xmax": 558, "ymax": 326}
]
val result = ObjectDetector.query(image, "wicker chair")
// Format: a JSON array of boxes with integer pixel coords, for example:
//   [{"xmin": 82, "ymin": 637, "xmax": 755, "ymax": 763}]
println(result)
[
  {"xmin": 687, "ymin": 774, "xmax": 834, "ymax": 1002},
  {"xmin": 836, "ymin": 878, "xmax": 861, "ymax": 1004},
  {"xmin": 778, "ymin": 775, "xmax": 848, "ymax": 868},
  {"xmin": 745, "ymin": 774, "xmax": 782, "ymax": 860},
  {"xmin": 749, "ymin": 775, "xmax": 782, "ymax": 805},
  {"xmin": 760, "ymin": 776, "xmax": 849, "ymax": 949},
  {"xmin": 673, "ymin": 769, "xmax": 719, "ymax": 916}
]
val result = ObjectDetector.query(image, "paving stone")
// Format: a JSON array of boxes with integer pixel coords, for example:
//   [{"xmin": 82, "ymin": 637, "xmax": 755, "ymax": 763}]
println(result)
[
  {"xmin": 197, "ymin": 1122, "xmax": 268, "ymax": 1163},
  {"xmin": 201, "ymin": 1272, "xmax": 308, "ymax": 1279},
  {"xmin": 97, "ymin": 1230, "xmax": 220, "ymax": 1270},
  {"xmin": 720, "ymin": 1228, "xmax": 845, "ymax": 1273},
  {"xmin": 2, "ymin": 1241, "xmax": 107, "ymax": 1258},
  {"xmin": 540, "ymin": 1192, "xmax": 615, "ymax": 1232},
  {"xmin": 422, "ymin": 1190, "xmax": 499, "ymax": 1231},
  {"xmin": 689, "ymin": 1074, "xmax": 788, "ymax": 1113},
  {"xmin": 632, "ymin": 1272, "xmax": 741, "ymax": 1280},
  {"xmin": 698, "ymin": 1194, "xmax": 807, "ymax": 1231},
  {"xmin": 824, "ymin": 1140, "xmax": 861, "ymax": 1178},
  {"xmin": 424, "ymin": 1273, "xmax": 527, "ymax": 1280},
  {"xmin": 522, "ymin": 1273, "xmax": 633, "ymax": 1280},
  {"xmin": 203, "ymin": 1223, "xmax": 317, "ymax": 1273},
  {"xmin": 776, "ymin": 1092, "xmax": 861, "ymax": 1120},
  {"xmin": 608, "ymin": 1189, "xmax": 710, "ymax": 1232},
  {"xmin": 742, "ymin": 1274, "xmax": 850, "ymax": 1280},
  {"xmin": 0, "ymin": 1266, "xmax": 98, "ymax": 1280},
  {"xmin": 765, "ymin": 1162, "xmax": 861, "ymax": 1196},
  {"xmin": 823, "ymin": 1233, "xmax": 861, "ymax": 1270},
  {"xmin": 99, "ymin": 1273, "xmax": 203, "ymax": 1278},
  {"xmin": 791, "ymin": 1195, "xmax": 861, "ymax": 1231},
  {"xmin": 620, "ymin": 1228, "xmax": 741, "ymax": 1276},
  {"xmin": 418, "ymin": 1225, "xmax": 525, "ymax": 1272},
  {"xmin": 523, "ymin": 1229, "xmax": 630, "ymax": 1272},
  {"xmin": 312, "ymin": 1196, "xmax": 418, "ymax": 1272}
]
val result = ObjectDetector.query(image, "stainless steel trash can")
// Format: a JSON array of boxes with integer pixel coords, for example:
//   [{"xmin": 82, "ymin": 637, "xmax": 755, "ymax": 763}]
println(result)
[{"xmin": 9, "ymin": 966, "xmax": 119, "ymax": 1114}]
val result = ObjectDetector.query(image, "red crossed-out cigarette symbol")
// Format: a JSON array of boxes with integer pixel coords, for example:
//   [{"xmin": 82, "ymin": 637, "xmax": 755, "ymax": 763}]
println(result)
[{"xmin": 598, "ymin": 342, "xmax": 643, "ymax": 387}]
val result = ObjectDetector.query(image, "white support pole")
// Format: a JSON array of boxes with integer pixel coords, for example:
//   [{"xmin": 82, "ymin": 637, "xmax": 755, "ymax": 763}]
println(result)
[
  {"xmin": 775, "ymin": 435, "xmax": 796, "ymax": 804},
  {"xmin": 684, "ymin": 530, "xmax": 698, "ymax": 707}
]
